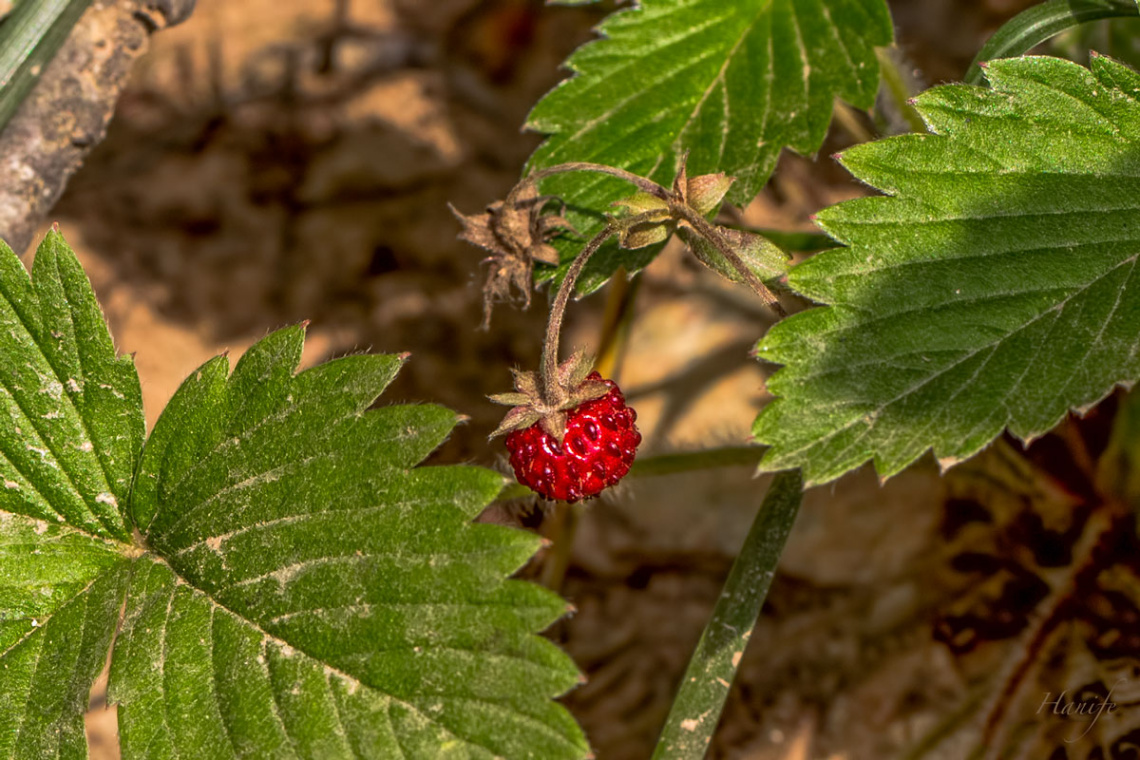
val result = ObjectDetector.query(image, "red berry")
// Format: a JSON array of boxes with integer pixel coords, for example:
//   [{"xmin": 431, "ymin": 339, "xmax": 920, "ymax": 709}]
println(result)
[{"xmin": 505, "ymin": 373, "xmax": 641, "ymax": 502}]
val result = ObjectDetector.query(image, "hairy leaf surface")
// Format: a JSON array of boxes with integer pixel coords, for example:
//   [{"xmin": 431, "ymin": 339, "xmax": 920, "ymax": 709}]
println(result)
[
  {"xmin": 114, "ymin": 327, "xmax": 587, "ymax": 759},
  {"xmin": 0, "ymin": 231, "xmax": 587, "ymax": 758},
  {"xmin": 527, "ymin": 0, "xmax": 892, "ymax": 293},
  {"xmin": 755, "ymin": 55, "xmax": 1140, "ymax": 486},
  {"xmin": 0, "ymin": 230, "xmax": 141, "ymax": 759},
  {"xmin": 0, "ymin": 232, "xmax": 142, "ymax": 540}
]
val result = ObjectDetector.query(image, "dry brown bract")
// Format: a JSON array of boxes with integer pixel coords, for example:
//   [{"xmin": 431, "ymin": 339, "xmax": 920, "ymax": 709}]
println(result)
[{"xmin": 450, "ymin": 183, "xmax": 574, "ymax": 328}]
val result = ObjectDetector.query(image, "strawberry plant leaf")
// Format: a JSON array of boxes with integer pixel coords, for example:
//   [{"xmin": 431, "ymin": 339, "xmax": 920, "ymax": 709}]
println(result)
[
  {"xmin": 0, "ymin": 229, "xmax": 587, "ymax": 757},
  {"xmin": 0, "ymin": 231, "xmax": 143, "ymax": 540},
  {"xmin": 527, "ymin": 0, "xmax": 892, "ymax": 293},
  {"xmin": 114, "ymin": 326, "xmax": 588, "ymax": 758},
  {"xmin": 0, "ymin": 519, "xmax": 129, "ymax": 759},
  {"xmin": 755, "ymin": 54, "xmax": 1140, "ymax": 487},
  {"xmin": 0, "ymin": 229, "xmax": 141, "ymax": 758}
]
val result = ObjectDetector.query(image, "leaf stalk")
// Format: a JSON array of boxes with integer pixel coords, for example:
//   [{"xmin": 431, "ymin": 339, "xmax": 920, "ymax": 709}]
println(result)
[{"xmin": 651, "ymin": 469, "xmax": 803, "ymax": 759}]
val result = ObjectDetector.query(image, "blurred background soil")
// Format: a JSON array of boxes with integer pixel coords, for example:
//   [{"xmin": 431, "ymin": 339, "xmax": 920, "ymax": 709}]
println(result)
[{"xmin": 47, "ymin": 1, "xmax": 1140, "ymax": 758}]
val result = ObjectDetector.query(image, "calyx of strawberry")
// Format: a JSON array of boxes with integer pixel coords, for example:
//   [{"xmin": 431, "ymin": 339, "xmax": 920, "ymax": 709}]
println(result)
[{"xmin": 489, "ymin": 350, "xmax": 610, "ymax": 441}]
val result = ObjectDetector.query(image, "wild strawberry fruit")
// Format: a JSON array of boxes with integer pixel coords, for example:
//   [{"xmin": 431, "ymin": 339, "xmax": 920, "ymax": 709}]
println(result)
[
  {"xmin": 506, "ymin": 375, "xmax": 640, "ymax": 502},
  {"xmin": 490, "ymin": 354, "xmax": 641, "ymax": 502}
]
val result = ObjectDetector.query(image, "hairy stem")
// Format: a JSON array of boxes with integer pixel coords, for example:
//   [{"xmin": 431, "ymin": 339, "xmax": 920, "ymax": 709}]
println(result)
[
  {"xmin": 539, "ymin": 224, "xmax": 621, "ymax": 405},
  {"xmin": 538, "ymin": 209, "xmax": 671, "ymax": 405},
  {"xmin": 670, "ymin": 203, "xmax": 788, "ymax": 317},
  {"xmin": 511, "ymin": 162, "xmax": 670, "ymax": 208}
]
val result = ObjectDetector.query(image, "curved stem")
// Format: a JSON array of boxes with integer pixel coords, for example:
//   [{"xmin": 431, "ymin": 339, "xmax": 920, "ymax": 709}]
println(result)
[
  {"xmin": 964, "ymin": 0, "xmax": 1138, "ymax": 85},
  {"xmin": 670, "ymin": 204, "xmax": 788, "ymax": 318},
  {"xmin": 516, "ymin": 162, "xmax": 671, "ymax": 204},
  {"xmin": 540, "ymin": 223, "xmax": 621, "ymax": 405},
  {"xmin": 538, "ymin": 209, "xmax": 672, "ymax": 404}
]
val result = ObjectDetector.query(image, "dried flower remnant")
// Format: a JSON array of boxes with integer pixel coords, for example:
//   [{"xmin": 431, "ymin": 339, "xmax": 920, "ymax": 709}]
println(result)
[{"xmin": 450, "ymin": 183, "xmax": 574, "ymax": 327}]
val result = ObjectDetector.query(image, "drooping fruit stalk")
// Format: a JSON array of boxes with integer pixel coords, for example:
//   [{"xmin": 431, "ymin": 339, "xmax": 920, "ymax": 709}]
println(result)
[
  {"xmin": 485, "ymin": 158, "xmax": 790, "ymax": 500},
  {"xmin": 489, "ymin": 222, "xmax": 643, "ymax": 502}
]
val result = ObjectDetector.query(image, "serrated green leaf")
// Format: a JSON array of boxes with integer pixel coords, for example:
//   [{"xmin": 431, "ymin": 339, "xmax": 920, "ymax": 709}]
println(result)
[
  {"xmin": 0, "ymin": 230, "xmax": 587, "ymax": 757},
  {"xmin": 0, "ymin": 230, "xmax": 140, "ymax": 760},
  {"xmin": 112, "ymin": 327, "xmax": 588, "ymax": 759},
  {"xmin": 527, "ymin": 0, "xmax": 892, "ymax": 294},
  {"xmin": 0, "ymin": 232, "xmax": 142, "ymax": 540},
  {"xmin": 754, "ymin": 54, "xmax": 1140, "ymax": 486},
  {"xmin": 0, "ymin": 516, "xmax": 128, "ymax": 760}
]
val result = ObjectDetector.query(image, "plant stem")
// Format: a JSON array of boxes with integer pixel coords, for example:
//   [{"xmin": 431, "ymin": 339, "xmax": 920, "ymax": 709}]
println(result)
[
  {"xmin": 875, "ymin": 47, "xmax": 926, "ymax": 133},
  {"xmin": 651, "ymin": 469, "xmax": 804, "ymax": 760},
  {"xmin": 669, "ymin": 204, "xmax": 787, "ymax": 317},
  {"xmin": 539, "ymin": 224, "xmax": 619, "ymax": 405},
  {"xmin": 537, "ymin": 209, "xmax": 666, "ymax": 405},
  {"xmin": 513, "ymin": 161, "xmax": 671, "ymax": 206},
  {"xmin": 540, "ymin": 272, "xmax": 643, "ymax": 590}
]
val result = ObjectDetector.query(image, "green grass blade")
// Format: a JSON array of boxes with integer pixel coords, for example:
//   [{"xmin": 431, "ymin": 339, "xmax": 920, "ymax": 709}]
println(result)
[
  {"xmin": 0, "ymin": 0, "xmax": 92, "ymax": 131},
  {"xmin": 651, "ymin": 469, "xmax": 803, "ymax": 760},
  {"xmin": 965, "ymin": 0, "xmax": 1138, "ymax": 85}
]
